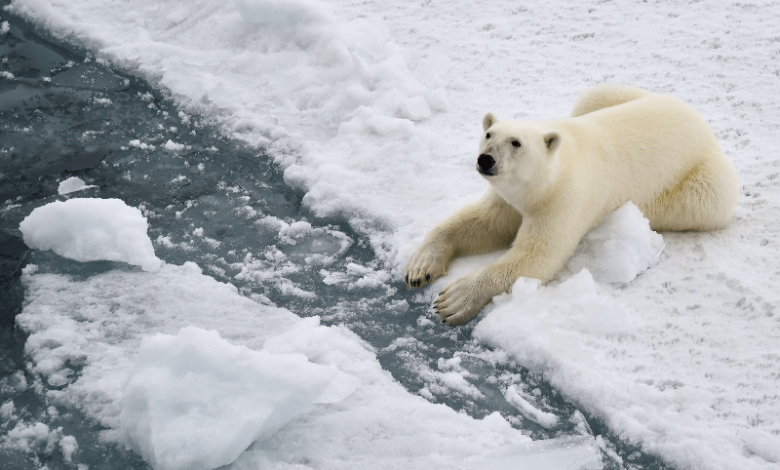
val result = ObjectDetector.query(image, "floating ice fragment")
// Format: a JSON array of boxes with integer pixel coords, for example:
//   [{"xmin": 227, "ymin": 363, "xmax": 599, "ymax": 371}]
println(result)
[
  {"xmin": 120, "ymin": 327, "xmax": 337, "ymax": 470},
  {"xmin": 0, "ymin": 401, "xmax": 15, "ymax": 420},
  {"xmin": 128, "ymin": 139, "xmax": 155, "ymax": 150},
  {"xmin": 57, "ymin": 176, "xmax": 96, "ymax": 195},
  {"xmin": 505, "ymin": 385, "xmax": 559, "ymax": 428},
  {"xmin": 163, "ymin": 139, "xmax": 186, "ymax": 151},
  {"xmin": 19, "ymin": 198, "xmax": 162, "ymax": 272},
  {"xmin": 0, "ymin": 421, "xmax": 62, "ymax": 456},
  {"xmin": 60, "ymin": 435, "xmax": 79, "ymax": 462}
]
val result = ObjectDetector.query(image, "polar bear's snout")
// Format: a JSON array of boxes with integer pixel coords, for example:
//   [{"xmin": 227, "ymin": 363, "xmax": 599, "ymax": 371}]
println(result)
[{"xmin": 477, "ymin": 154, "xmax": 496, "ymax": 175}]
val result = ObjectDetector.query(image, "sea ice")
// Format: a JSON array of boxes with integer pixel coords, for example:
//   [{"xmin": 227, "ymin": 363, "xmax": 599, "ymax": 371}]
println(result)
[
  {"xmin": 19, "ymin": 198, "xmax": 162, "ymax": 272},
  {"xmin": 18, "ymin": 263, "xmax": 604, "ymax": 470},
  {"xmin": 120, "ymin": 327, "xmax": 337, "ymax": 470},
  {"xmin": 463, "ymin": 436, "xmax": 603, "ymax": 470}
]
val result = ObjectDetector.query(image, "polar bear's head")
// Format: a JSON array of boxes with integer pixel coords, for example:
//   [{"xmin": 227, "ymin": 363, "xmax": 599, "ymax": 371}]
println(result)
[{"xmin": 478, "ymin": 113, "xmax": 561, "ymax": 208}]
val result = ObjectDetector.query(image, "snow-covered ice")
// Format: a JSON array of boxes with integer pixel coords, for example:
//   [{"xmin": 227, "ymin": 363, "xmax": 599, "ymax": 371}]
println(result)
[
  {"xmin": 7, "ymin": 0, "xmax": 780, "ymax": 469},
  {"xmin": 19, "ymin": 198, "xmax": 162, "ymax": 272},
  {"xmin": 561, "ymin": 203, "xmax": 665, "ymax": 284},
  {"xmin": 120, "ymin": 327, "xmax": 337, "ymax": 470},
  {"xmin": 463, "ymin": 436, "xmax": 603, "ymax": 470}
]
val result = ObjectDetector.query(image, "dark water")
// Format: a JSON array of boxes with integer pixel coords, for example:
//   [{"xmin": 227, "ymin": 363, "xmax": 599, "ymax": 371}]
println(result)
[{"xmin": 0, "ymin": 6, "xmax": 671, "ymax": 470}]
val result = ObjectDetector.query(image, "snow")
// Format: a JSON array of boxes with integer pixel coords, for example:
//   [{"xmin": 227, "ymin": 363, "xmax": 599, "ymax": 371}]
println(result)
[
  {"xmin": 120, "ymin": 327, "xmax": 338, "ymax": 470},
  {"xmin": 474, "ymin": 263, "xmax": 780, "ymax": 470},
  {"xmin": 7, "ymin": 0, "xmax": 780, "ymax": 469},
  {"xmin": 560, "ymin": 203, "xmax": 665, "ymax": 284},
  {"xmin": 19, "ymin": 198, "xmax": 162, "ymax": 272}
]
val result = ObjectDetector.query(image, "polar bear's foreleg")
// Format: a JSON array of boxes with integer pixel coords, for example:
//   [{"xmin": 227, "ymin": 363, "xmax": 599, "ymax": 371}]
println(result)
[
  {"xmin": 404, "ymin": 187, "xmax": 522, "ymax": 289},
  {"xmin": 435, "ymin": 215, "xmax": 580, "ymax": 325}
]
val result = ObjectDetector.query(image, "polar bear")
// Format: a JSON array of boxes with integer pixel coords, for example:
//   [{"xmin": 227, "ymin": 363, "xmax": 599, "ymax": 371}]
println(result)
[{"xmin": 405, "ymin": 84, "xmax": 738, "ymax": 325}]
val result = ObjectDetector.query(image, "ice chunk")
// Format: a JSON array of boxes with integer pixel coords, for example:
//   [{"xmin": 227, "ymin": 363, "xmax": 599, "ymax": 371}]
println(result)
[
  {"xmin": 313, "ymin": 370, "xmax": 362, "ymax": 404},
  {"xmin": 504, "ymin": 385, "xmax": 559, "ymax": 428},
  {"xmin": 463, "ymin": 436, "xmax": 602, "ymax": 470},
  {"xmin": 0, "ymin": 401, "xmax": 15, "ymax": 420},
  {"xmin": 163, "ymin": 139, "xmax": 186, "ymax": 151},
  {"xmin": 0, "ymin": 421, "xmax": 62, "ymax": 456},
  {"xmin": 59, "ymin": 435, "xmax": 79, "ymax": 462},
  {"xmin": 563, "ymin": 202, "xmax": 664, "ymax": 284},
  {"xmin": 19, "ymin": 198, "xmax": 162, "ymax": 272},
  {"xmin": 57, "ymin": 176, "xmax": 96, "ymax": 195},
  {"xmin": 120, "ymin": 327, "xmax": 337, "ymax": 470},
  {"xmin": 739, "ymin": 428, "xmax": 780, "ymax": 463}
]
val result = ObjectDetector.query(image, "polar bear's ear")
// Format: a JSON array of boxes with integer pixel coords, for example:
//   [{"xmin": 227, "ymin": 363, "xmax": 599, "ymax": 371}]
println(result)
[
  {"xmin": 483, "ymin": 113, "xmax": 498, "ymax": 131},
  {"xmin": 544, "ymin": 132, "xmax": 561, "ymax": 155}
]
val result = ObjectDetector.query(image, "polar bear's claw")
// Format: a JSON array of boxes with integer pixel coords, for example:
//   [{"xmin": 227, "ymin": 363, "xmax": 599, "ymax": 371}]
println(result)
[
  {"xmin": 403, "ymin": 242, "xmax": 450, "ymax": 289},
  {"xmin": 434, "ymin": 272, "xmax": 492, "ymax": 326}
]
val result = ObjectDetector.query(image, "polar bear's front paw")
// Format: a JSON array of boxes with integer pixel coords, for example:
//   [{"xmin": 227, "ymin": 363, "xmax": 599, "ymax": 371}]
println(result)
[
  {"xmin": 404, "ymin": 243, "xmax": 450, "ymax": 289},
  {"xmin": 434, "ymin": 271, "xmax": 495, "ymax": 326}
]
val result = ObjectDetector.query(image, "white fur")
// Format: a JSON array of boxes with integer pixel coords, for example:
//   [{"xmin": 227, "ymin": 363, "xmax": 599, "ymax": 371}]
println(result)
[{"xmin": 405, "ymin": 85, "xmax": 738, "ymax": 325}]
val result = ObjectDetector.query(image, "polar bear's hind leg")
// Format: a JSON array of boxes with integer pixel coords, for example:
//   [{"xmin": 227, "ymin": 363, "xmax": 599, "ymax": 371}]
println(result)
[{"xmin": 640, "ymin": 158, "xmax": 738, "ymax": 232}]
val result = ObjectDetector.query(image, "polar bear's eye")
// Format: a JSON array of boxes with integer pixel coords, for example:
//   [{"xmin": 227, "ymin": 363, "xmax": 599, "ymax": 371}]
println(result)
[
  {"xmin": 485, "ymin": 133, "xmax": 491, "ymax": 139},
  {"xmin": 511, "ymin": 140, "xmax": 521, "ymax": 148}
]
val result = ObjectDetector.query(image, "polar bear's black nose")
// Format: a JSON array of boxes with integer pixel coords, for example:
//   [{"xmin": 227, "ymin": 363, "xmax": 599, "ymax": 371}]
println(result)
[{"xmin": 478, "ymin": 154, "xmax": 496, "ymax": 173}]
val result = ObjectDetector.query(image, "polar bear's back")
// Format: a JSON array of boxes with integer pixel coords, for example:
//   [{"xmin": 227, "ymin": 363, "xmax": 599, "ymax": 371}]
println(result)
[
  {"xmin": 570, "ymin": 84, "xmax": 652, "ymax": 118},
  {"xmin": 566, "ymin": 86, "xmax": 738, "ymax": 231}
]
